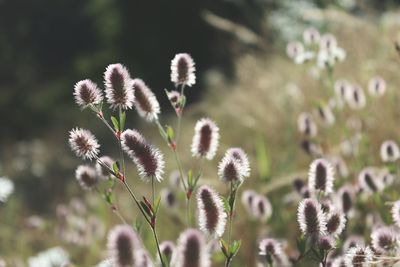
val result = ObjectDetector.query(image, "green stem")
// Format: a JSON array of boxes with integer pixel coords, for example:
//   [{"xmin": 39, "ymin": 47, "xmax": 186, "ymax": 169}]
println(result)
[{"xmin": 176, "ymin": 84, "xmax": 186, "ymax": 144}]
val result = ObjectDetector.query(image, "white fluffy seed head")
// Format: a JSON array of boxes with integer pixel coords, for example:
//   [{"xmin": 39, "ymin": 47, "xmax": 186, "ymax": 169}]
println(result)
[
  {"xmin": 159, "ymin": 241, "xmax": 176, "ymax": 265},
  {"xmin": 358, "ymin": 168, "xmax": 382, "ymax": 194},
  {"xmin": 191, "ymin": 118, "xmax": 220, "ymax": 160},
  {"xmin": 171, "ymin": 53, "xmax": 196, "ymax": 87},
  {"xmin": 241, "ymin": 190, "xmax": 258, "ymax": 218},
  {"xmin": 319, "ymin": 33, "xmax": 337, "ymax": 52},
  {"xmin": 75, "ymin": 165, "xmax": 98, "ymax": 190},
  {"xmin": 337, "ymin": 185, "xmax": 354, "ymax": 214},
  {"xmin": 392, "ymin": 200, "xmax": 400, "ymax": 228},
  {"xmin": 368, "ymin": 76, "xmax": 386, "ymax": 97},
  {"xmin": 196, "ymin": 185, "xmax": 227, "ymax": 238},
  {"xmin": 345, "ymin": 84, "xmax": 366, "ymax": 110},
  {"xmin": 96, "ymin": 156, "xmax": 115, "ymax": 179},
  {"xmin": 326, "ymin": 208, "xmax": 346, "ymax": 237},
  {"xmin": 73, "ymin": 79, "xmax": 103, "ymax": 109},
  {"xmin": 218, "ymin": 155, "xmax": 244, "ymax": 184},
  {"xmin": 297, "ymin": 198, "xmax": 327, "ymax": 237},
  {"xmin": 104, "ymin": 63, "xmax": 135, "ymax": 110},
  {"xmin": 132, "ymin": 78, "xmax": 160, "ymax": 122},
  {"xmin": 371, "ymin": 227, "xmax": 398, "ymax": 254},
  {"xmin": 68, "ymin": 128, "xmax": 100, "ymax": 160},
  {"xmin": 258, "ymin": 238, "xmax": 290, "ymax": 266},
  {"xmin": 286, "ymin": 41, "xmax": 304, "ymax": 59},
  {"xmin": 308, "ymin": 158, "xmax": 335, "ymax": 195},
  {"xmin": 161, "ymin": 188, "xmax": 178, "ymax": 210},
  {"xmin": 173, "ymin": 229, "xmax": 210, "ymax": 267},
  {"xmin": 121, "ymin": 129, "xmax": 164, "ymax": 182},
  {"xmin": 225, "ymin": 148, "xmax": 251, "ymax": 178},
  {"xmin": 297, "ymin": 112, "xmax": 318, "ymax": 137},
  {"xmin": 315, "ymin": 104, "xmax": 335, "ymax": 126},
  {"xmin": 303, "ymin": 27, "xmax": 320, "ymax": 45},
  {"xmin": 345, "ymin": 245, "xmax": 373, "ymax": 267},
  {"xmin": 253, "ymin": 195, "xmax": 273, "ymax": 222},
  {"xmin": 343, "ymin": 236, "xmax": 365, "ymax": 252},
  {"xmin": 380, "ymin": 140, "xmax": 400, "ymax": 163},
  {"xmin": 107, "ymin": 225, "xmax": 140, "ymax": 267}
]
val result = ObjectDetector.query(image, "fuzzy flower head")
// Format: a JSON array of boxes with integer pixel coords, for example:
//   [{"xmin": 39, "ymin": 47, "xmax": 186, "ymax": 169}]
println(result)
[
  {"xmin": 159, "ymin": 241, "xmax": 175, "ymax": 265},
  {"xmin": 286, "ymin": 41, "xmax": 304, "ymax": 59},
  {"xmin": 136, "ymin": 249, "xmax": 153, "ymax": 267},
  {"xmin": 218, "ymin": 155, "xmax": 244, "ymax": 184},
  {"xmin": 345, "ymin": 246, "xmax": 373, "ymax": 267},
  {"xmin": 73, "ymin": 79, "xmax": 103, "ymax": 109},
  {"xmin": 329, "ymin": 156, "xmax": 349, "ymax": 179},
  {"xmin": 318, "ymin": 236, "xmax": 335, "ymax": 250},
  {"xmin": 346, "ymin": 84, "xmax": 366, "ymax": 110},
  {"xmin": 343, "ymin": 236, "xmax": 365, "ymax": 252},
  {"xmin": 104, "ymin": 63, "xmax": 135, "ymax": 110},
  {"xmin": 315, "ymin": 104, "xmax": 335, "ymax": 126},
  {"xmin": 107, "ymin": 225, "xmax": 140, "ymax": 267},
  {"xmin": 326, "ymin": 208, "xmax": 346, "ymax": 237},
  {"xmin": 337, "ymin": 186, "xmax": 354, "ymax": 214},
  {"xmin": 75, "ymin": 165, "xmax": 98, "ymax": 190},
  {"xmin": 371, "ymin": 227, "xmax": 398, "ymax": 254},
  {"xmin": 196, "ymin": 185, "xmax": 227, "ymax": 238},
  {"xmin": 191, "ymin": 118, "xmax": 220, "ymax": 160},
  {"xmin": 319, "ymin": 33, "xmax": 337, "ymax": 52},
  {"xmin": 258, "ymin": 238, "xmax": 290, "ymax": 267},
  {"xmin": 225, "ymin": 148, "xmax": 251, "ymax": 178},
  {"xmin": 380, "ymin": 140, "xmax": 400, "ymax": 163},
  {"xmin": 308, "ymin": 158, "xmax": 335, "ymax": 195},
  {"xmin": 254, "ymin": 195, "xmax": 273, "ymax": 222},
  {"xmin": 161, "ymin": 188, "xmax": 178, "ymax": 210},
  {"xmin": 68, "ymin": 128, "xmax": 100, "ymax": 160},
  {"xmin": 132, "ymin": 79, "xmax": 160, "ymax": 122},
  {"xmin": 241, "ymin": 190, "xmax": 258, "ymax": 217},
  {"xmin": 334, "ymin": 79, "xmax": 350, "ymax": 105},
  {"xmin": 171, "ymin": 53, "xmax": 196, "ymax": 87},
  {"xmin": 368, "ymin": 76, "xmax": 386, "ymax": 97},
  {"xmin": 358, "ymin": 168, "xmax": 382, "ymax": 194},
  {"xmin": 391, "ymin": 200, "xmax": 400, "ymax": 228},
  {"xmin": 173, "ymin": 229, "xmax": 210, "ymax": 267},
  {"xmin": 297, "ymin": 112, "xmax": 318, "ymax": 137},
  {"xmin": 297, "ymin": 198, "xmax": 327, "ymax": 237},
  {"xmin": 121, "ymin": 129, "xmax": 164, "ymax": 182},
  {"xmin": 96, "ymin": 156, "xmax": 115, "ymax": 179},
  {"xmin": 303, "ymin": 27, "xmax": 320, "ymax": 45}
]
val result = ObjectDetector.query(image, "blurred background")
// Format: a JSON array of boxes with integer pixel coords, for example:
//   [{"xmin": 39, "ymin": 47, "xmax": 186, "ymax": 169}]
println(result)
[{"xmin": 1, "ymin": 0, "xmax": 400, "ymax": 266}]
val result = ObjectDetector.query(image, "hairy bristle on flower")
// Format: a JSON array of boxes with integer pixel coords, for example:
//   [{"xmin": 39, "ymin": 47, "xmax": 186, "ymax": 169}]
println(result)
[
  {"xmin": 303, "ymin": 27, "xmax": 320, "ymax": 45},
  {"xmin": 159, "ymin": 241, "xmax": 175, "ymax": 265},
  {"xmin": 297, "ymin": 112, "xmax": 318, "ymax": 137},
  {"xmin": 241, "ymin": 190, "xmax": 258, "ymax": 217},
  {"xmin": 297, "ymin": 198, "xmax": 327, "ymax": 237},
  {"xmin": 218, "ymin": 156, "xmax": 244, "ymax": 184},
  {"xmin": 343, "ymin": 236, "xmax": 365, "ymax": 252},
  {"xmin": 107, "ymin": 225, "xmax": 140, "ymax": 267},
  {"xmin": 254, "ymin": 195, "xmax": 272, "ymax": 222},
  {"xmin": 191, "ymin": 118, "xmax": 220, "ymax": 160},
  {"xmin": 196, "ymin": 185, "xmax": 227, "ymax": 238},
  {"xmin": 318, "ymin": 235, "xmax": 335, "ymax": 250},
  {"xmin": 286, "ymin": 41, "xmax": 304, "ymax": 59},
  {"xmin": 121, "ymin": 129, "xmax": 164, "ymax": 182},
  {"xmin": 73, "ymin": 79, "xmax": 103, "ymax": 109},
  {"xmin": 104, "ymin": 63, "xmax": 135, "ymax": 110},
  {"xmin": 337, "ymin": 186, "xmax": 354, "ymax": 214},
  {"xmin": 331, "ymin": 256, "xmax": 346, "ymax": 267},
  {"xmin": 380, "ymin": 140, "xmax": 400, "ymax": 163},
  {"xmin": 68, "ymin": 128, "xmax": 100, "ymax": 160},
  {"xmin": 358, "ymin": 168, "xmax": 381, "ymax": 193},
  {"xmin": 345, "ymin": 246, "xmax": 373, "ymax": 267},
  {"xmin": 258, "ymin": 238, "xmax": 290, "ymax": 266},
  {"xmin": 161, "ymin": 188, "xmax": 178, "ymax": 210},
  {"xmin": 326, "ymin": 209, "xmax": 346, "ymax": 237},
  {"xmin": 225, "ymin": 148, "xmax": 251, "ymax": 178},
  {"xmin": 391, "ymin": 200, "xmax": 400, "ymax": 228},
  {"xmin": 75, "ymin": 165, "xmax": 98, "ymax": 190},
  {"xmin": 173, "ymin": 229, "xmax": 210, "ymax": 267},
  {"xmin": 308, "ymin": 158, "xmax": 335, "ymax": 195},
  {"xmin": 170, "ymin": 53, "xmax": 196, "ymax": 87},
  {"xmin": 96, "ymin": 156, "xmax": 115, "ymax": 179},
  {"xmin": 371, "ymin": 227, "xmax": 398, "ymax": 254},
  {"xmin": 345, "ymin": 84, "xmax": 366, "ymax": 110},
  {"xmin": 368, "ymin": 76, "xmax": 386, "ymax": 97},
  {"xmin": 131, "ymin": 78, "xmax": 160, "ymax": 122},
  {"xmin": 319, "ymin": 33, "xmax": 337, "ymax": 51}
]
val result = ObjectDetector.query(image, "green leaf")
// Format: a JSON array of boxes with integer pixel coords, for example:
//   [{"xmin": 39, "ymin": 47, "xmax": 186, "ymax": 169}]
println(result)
[
  {"xmin": 219, "ymin": 239, "xmax": 229, "ymax": 258},
  {"xmin": 296, "ymin": 236, "xmax": 307, "ymax": 255},
  {"xmin": 230, "ymin": 240, "xmax": 241, "ymax": 256},
  {"xmin": 140, "ymin": 201, "xmax": 152, "ymax": 218},
  {"xmin": 111, "ymin": 116, "xmax": 119, "ymax": 132},
  {"xmin": 119, "ymin": 111, "xmax": 126, "ymax": 131},
  {"xmin": 134, "ymin": 219, "xmax": 143, "ymax": 232},
  {"xmin": 166, "ymin": 126, "xmax": 175, "ymax": 141},
  {"xmin": 222, "ymin": 197, "xmax": 230, "ymax": 214},
  {"xmin": 112, "ymin": 162, "xmax": 120, "ymax": 174},
  {"xmin": 187, "ymin": 170, "xmax": 193, "ymax": 187},
  {"xmin": 256, "ymin": 135, "xmax": 270, "ymax": 180},
  {"xmin": 154, "ymin": 196, "xmax": 161, "ymax": 216}
]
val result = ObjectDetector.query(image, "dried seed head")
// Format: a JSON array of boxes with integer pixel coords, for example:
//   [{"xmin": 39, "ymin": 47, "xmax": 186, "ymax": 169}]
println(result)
[
  {"xmin": 343, "ymin": 236, "xmax": 365, "ymax": 252},
  {"xmin": 196, "ymin": 185, "xmax": 227, "ymax": 238},
  {"xmin": 96, "ymin": 156, "xmax": 115, "ymax": 179},
  {"xmin": 73, "ymin": 79, "xmax": 103, "ymax": 109},
  {"xmin": 368, "ymin": 76, "xmax": 386, "ymax": 97},
  {"xmin": 358, "ymin": 168, "xmax": 382, "ymax": 194},
  {"xmin": 75, "ymin": 165, "xmax": 98, "ymax": 190},
  {"xmin": 218, "ymin": 155, "xmax": 244, "ymax": 184},
  {"xmin": 160, "ymin": 241, "xmax": 175, "ymax": 265},
  {"xmin": 326, "ymin": 209, "xmax": 346, "ymax": 237},
  {"xmin": 258, "ymin": 238, "xmax": 290, "ymax": 266},
  {"xmin": 308, "ymin": 158, "xmax": 335, "ymax": 195},
  {"xmin": 286, "ymin": 41, "xmax": 304, "ymax": 59},
  {"xmin": 392, "ymin": 200, "xmax": 400, "ymax": 228},
  {"xmin": 371, "ymin": 227, "xmax": 398, "ymax": 254},
  {"xmin": 346, "ymin": 84, "xmax": 366, "ymax": 110},
  {"xmin": 345, "ymin": 246, "xmax": 373, "ymax": 267},
  {"xmin": 298, "ymin": 112, "xmax": 318, "ymax": 137},
  {"xmin": 225, "ymin": 148, "xmax": 251, "ymax": 178},
  {"xmin": 132, "ymin": 79, "xmax": 160, "ymax": 122},
  {"xmin": 318, "ymin": 236, "xmax": 335, "ymax": 250},
  {"xmin": 297, "ymin": 198, "xmax": 327, "ymax": 237},
  {"xmin": 303, "ymin": 27, "xmax": 320, "ymax": 45},
  {"xmin": 104, "ymin": 63, "xmax": 135, "ymax": 110},
  {"xmin": 107, "ymin": 225, "xmax": 140, "ymax": 267},
  {"xmin": 380, "ymin": 140, "xmax": 400, "ymax": 163},
  {"xmin": 161, "ymin": 188, "xmax": 178, "ymax": 210},
  {"xmin": 68, "ymin": 128, "xmax": 100, "ymax": 160},
  {"xmin": 191, "ymin": 118, "xmax": 220, "ymax": 160},
  {"xmin": 173, "ymin": 229, "xmax": 210, "ymax": 267},
  {"xmin": 171, "ymin": 53, "xmax": 196, "ymax": 87},
  {"xmin": 254, "ymin": 195, "xmax": 273, "ymax": 222},
  {"xmin": 121, "ymin": 129, "xmax": 164, "ymax": 182},
  {"xmin": 319, "ymin": 33, "xmax": 337, "ymax": 51}
]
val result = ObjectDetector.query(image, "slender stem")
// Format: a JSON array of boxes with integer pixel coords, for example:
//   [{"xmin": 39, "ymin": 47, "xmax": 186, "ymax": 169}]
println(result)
[
  {"xmin": 176, "ymin": 84, "xmax": 186, "ymax": 144},
  {"xmin": 95, "ymin": 187, "xmax": 127, "ymax": 224},
  {"xmin": 152, "ymin": 177, "xmax": 156, "ymax": 207},
  {"xmin": 172, "ymin": 149, "xmax": 188, "ymax": 191},
  {"xmin": 186, "ymin": 196, "xmax": 191, "ymax": 226},
  {"xmin": 152, "ymin": 226, "xmax": 164, "ymax": 267}
]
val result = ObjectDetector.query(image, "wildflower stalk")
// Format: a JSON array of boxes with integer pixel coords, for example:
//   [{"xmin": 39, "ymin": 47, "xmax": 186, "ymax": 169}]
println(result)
[
  {"xmin": 176, "ymin": 84, "xmax": 186, "ymax": 143},
  {"xmin": 224, "ymin": 181, "xmax": 240, "ymax": 267}
]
